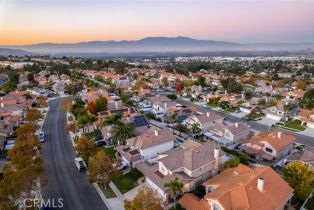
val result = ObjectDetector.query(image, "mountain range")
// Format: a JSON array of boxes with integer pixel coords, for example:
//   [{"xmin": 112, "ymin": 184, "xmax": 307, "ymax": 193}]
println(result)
[{"xmin": 1, "ymin": 36, "xmax": 314, "ymax": 57}]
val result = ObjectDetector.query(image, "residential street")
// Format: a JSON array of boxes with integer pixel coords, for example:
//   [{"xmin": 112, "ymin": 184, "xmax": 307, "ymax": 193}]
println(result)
[
  {"xmin": 41, "ymin": 98, "xmax": 108, "ymax": 210},
  {"xmin": 176, "ymin": 98, "xmax": 314, "ymax": 147}
]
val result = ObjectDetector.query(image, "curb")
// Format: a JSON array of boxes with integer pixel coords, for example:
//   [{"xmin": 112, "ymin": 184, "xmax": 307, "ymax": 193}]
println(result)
[{"xmin": 93, "ymin": 183, "xmax": 113, "ymax": 210}]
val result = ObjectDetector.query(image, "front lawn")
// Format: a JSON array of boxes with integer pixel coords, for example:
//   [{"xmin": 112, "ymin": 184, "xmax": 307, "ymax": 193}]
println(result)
[
  {"xmin": 277, "ymin": 120, "xmax": 306, "ymax": 132},
  {"xmin": 206, "ymin": 102, "xmax": 219, "ymax": 108},
  {"xmin": 97, "ymin": 147, "xmax": 116, "ymax": 160},
  {"xmin": 112, "ymin": 169, "xmax": 143, "ymax": 194},
  {"xmin": 284, "ymin": 120, "xmax": 306, "ymax": 131}
]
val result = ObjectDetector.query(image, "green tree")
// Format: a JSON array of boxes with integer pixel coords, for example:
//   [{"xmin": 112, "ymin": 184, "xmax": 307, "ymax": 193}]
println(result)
[
  {"xmin": 95, "ymin": 96, "xmax": 107, "ymax": 113},
  {"xmin": 88, "ymin": 151, "xmax": 117, "ymax": 189},
  {"xmin": 27, "ymin": 73, "xmax": 35, "ymax": 82},
  {"xmin": 175, "ymin": 123, "xmax": 190, "ymax": 134},
  {"xmin": 239, "ymin": 153, "xmax": 249, "ymax": 165},
  {"xmin": 197, "ymin": 76, "xmax": 206, "ymax": 87},
  {"xmin": 223, "ymin": 157, "xmax": 240, "ymax": 169},
  {"xmin": 191, "ymin": 123, "xmax": 201, "ymax": 136},
  {"xmin": 111, "ymin": 121, "xmax": 134, "ymax": 146},
  {"xmin": 283, "ymin": 161, "xmax": 314, "ymax": 200},
  {"xmin": 75, "ymin": 136, "xmax": 97, "ymax": 162},
  {"xmin": 8, "ymin": 71, "xmax": 20, "ymax": 83},
  {"xmin": 102, "ymin": 114, "xmax": 122, "ymax": 126},
  {"xmin": 244, "ymin": 90, "xmax": 253, "ymax": 100},
  {"xmin": 301, "ymin": 89, "xmax": 314, "ymax": 109},
  {"xmin": 164, "ymin": 178, "xmax": 184, "ymax": 208}
]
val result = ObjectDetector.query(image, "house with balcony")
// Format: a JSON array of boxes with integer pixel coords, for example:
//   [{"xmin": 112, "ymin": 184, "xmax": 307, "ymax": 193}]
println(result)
[
  {"xmin": 240, "ymin": 130, "xmax": 295, "ymax": 161},
  {"xmin": 183, "ymin": 112, "xmax": 224, "ymax": 134},
  {"xmin": 208, "ymin": 122, "xmax": 252, "ymax": 145},
  {"xmin": 116, "ymin": 127, "xmax": 175, "ymax": 167},
  {"xmin": 179, "ymin": 164, "xmax": 294, "ymax": 210},
  {"xmin": 136, "ymin": 139, "xmax": 227, "ymax": 201},
  {"xmin": 299, "ymin": 109, "xmax": 314, "ymax": 128},
  {"xmin": 264, "ymin": 101, "xmax": 293, "ymax": 121}
]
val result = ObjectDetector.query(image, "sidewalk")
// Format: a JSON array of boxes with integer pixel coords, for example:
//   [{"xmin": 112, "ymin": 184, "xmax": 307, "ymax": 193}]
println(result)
[{"xmin": 66, "ymin": 112, "xmax": 125, "ymax": 210}]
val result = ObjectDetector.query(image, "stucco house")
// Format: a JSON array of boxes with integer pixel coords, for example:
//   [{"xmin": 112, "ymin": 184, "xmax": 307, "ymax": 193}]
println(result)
[
  {"xmin": 179, "ymin": 164, "xmax": 294, "ymax": 210},
  {"xmin": 240, "ymin": 130, "xmax": 295, "ymax": 161},
  {"xmin": 116, "ymin": 127, "xmax": 175, "ymax": 167},
  {"xmin": 136, "ymin": 139, "xmax": 227, "ymax": 201},
  {"xmin": 183, "ymin": 112, "xmax": 224, "ymax": 133},
  {"xmin": 210, "ymin": 122, "xmax": 252, "ymax": 145}
]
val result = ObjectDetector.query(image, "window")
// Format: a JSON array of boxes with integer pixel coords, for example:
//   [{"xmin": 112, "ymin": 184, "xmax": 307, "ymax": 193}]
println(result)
[
  {"xmin": 265, "ymin": 147, "xmax": 273, "ymax": 153},
  {"xmin": 207, "ymin": 186, "xmax": 214, "ymax": 192},
  {"xmin": 213, "ymin": 203, "xmax": 221, "ymax": 210}
]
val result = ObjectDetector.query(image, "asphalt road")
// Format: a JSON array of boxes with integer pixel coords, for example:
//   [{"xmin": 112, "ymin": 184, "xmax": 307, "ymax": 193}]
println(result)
[
  {"xmin": 176, "ymin": 98, "xmax": 314, "ymax": 147},
  {"xmin": 41, "ymin": 98, "xmax": 108, "ymax": 210}
]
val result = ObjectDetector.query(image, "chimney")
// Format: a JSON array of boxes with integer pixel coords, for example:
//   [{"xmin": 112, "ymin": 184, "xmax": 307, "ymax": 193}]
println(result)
[
  {"xmin": 154, "ymin": 129, "xmax": 159, "ymax": 136},
  {"xmin": 214, "ymin": 148, "xmax": 220, "ymax": 175},
  {"xmin": 214, "ymin": 148, "xmax": 219, "ymax": 159},
  {"xmin": 0, "ymin": 103, "xmax": 4, "ymax": 108},
  {"xmin": 115, "ymin": 101, "xmax": 118, "ymax": 110},
  {"xmin": 257, "ymin": 177, "xmax": 265, "ymax": 192},
  {"xmin": 235, "ymin": 122, "xmax": 239, "ymax": 128},
  {"xmin": 207, "ymin": 112, "xmax": 210, "ymax": 117},
  {"xmin": 277, "ymin": 131, "xmax": 282, "ymax": 139}
]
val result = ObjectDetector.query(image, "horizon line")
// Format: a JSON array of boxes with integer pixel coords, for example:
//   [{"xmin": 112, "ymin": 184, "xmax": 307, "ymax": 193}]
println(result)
[{"xmin": 1, "ymin": 36, "xmax": 314, "ymax": 46}]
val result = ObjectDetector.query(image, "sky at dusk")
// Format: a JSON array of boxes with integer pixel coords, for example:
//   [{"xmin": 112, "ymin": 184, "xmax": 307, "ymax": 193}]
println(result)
[{"xmin": 0, "ymin": 0, "xmax": 314, "ymax": 45}]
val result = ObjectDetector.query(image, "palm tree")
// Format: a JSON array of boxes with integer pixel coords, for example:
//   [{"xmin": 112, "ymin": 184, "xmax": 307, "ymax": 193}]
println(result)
[
  {"xmin": 164, "ymin": 178, "xmax": 184, "ymax": 208},
  {"xmin": 111, "ymin": 121, "xmax": 134, "ymax": 146}
]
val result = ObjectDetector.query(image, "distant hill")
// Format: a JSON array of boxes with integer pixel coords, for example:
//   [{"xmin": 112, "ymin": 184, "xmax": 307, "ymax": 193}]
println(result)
[
  {"xmin": 1, "ymin": 36, "xmax": 314, "ymax": 56},
  {"xmin": 0, "ymin": 48, "xmax": 32, "ymax": 56}
]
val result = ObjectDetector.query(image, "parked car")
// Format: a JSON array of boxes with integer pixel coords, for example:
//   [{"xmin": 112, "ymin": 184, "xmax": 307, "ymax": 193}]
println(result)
[
  {"xmin": 118, "ymin": 162, "xmax": 128, "ymax": 171},
  {"xmin": 74, "ymin": 157, "xmax": 87, "ymax": 172},
  {"xmin": 38, "ymin": 131, "xmax": 45, "ymax": 142},
  {"xmin": 93, "ymin": 135, "xmax": 106, "ymax": 147},
  {"xmin": 4, "ymin": 143, "xmax": 15, "ymax": 151}
]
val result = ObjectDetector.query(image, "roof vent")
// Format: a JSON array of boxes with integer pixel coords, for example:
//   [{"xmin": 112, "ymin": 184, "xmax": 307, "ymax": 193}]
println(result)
[
  {"xmin": 277, "ymin": 131, "xmax": 282, "ymax": 139},
  {"xmin": 154, "ymin": 129, "xmax": 159, "ymax": 136}
]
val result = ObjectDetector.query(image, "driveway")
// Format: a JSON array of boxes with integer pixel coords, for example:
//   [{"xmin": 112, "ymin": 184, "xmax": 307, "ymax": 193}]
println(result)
[{"xmin": 41, "ymin": 98, "xmax": 108, "ymax": 210}]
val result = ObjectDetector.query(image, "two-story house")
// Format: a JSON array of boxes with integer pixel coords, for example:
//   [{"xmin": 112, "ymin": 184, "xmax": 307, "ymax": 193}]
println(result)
[
  {"xmin": 136, "ymin": 139, "xmax": 227, "ymax": 201},
  {"xmin": 299, "ymin": 109, "xmax": 314, "ymax": 128},
  {"xmin": 210, "ymin": 122, "xmax": 251, "ymax": 145},
  {"xmin": 179, "ymin": 164, "xmax": 294, "ymax": 210},
  {"xmin": 183, "ymin": 112, "xmax": 224, "ymax": 134},
  {"xmin": 264, "ymin": 101, "xmax": 292, "ymax": 121},
  {"xmin": 240, "ymin": 130, "xmax": 296, "ymax": 161},
  {"xmin": 116, "ymin": 127, "xmax": 175, "ymax": 167}
]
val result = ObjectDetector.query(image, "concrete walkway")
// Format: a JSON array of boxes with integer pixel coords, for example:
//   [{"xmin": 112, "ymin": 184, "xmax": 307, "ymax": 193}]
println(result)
[{"xmin": 109, "ymin": 182, "xmax": 124, "ymax": 200}]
